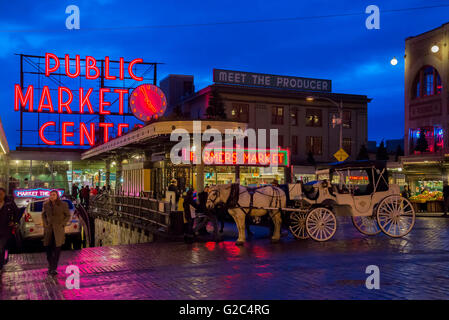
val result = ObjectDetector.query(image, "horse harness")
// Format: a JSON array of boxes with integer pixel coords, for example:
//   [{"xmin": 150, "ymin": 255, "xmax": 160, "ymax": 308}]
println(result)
[{"xmin": 226, "ymin": 183, "xmax": 283, "ymax": 216}]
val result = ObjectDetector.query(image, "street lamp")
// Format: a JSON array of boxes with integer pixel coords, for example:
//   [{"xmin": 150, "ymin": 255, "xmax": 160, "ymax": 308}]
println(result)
[
  {"xmin": 306, "ymin": 95, "xmax": 344, "ymax": 151},
  {"xmin": 431, "ymin": 45, "xmax": 439, "ymax": 53}
]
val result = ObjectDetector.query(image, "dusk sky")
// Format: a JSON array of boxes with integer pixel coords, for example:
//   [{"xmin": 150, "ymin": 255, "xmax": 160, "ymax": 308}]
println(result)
[{"xmin": 1, "ymin": 0, "xmax": 449, "ymax": 149}]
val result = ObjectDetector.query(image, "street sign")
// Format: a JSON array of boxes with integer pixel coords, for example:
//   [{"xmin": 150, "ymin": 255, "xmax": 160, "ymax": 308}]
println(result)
[{"xmin": 334, "ymin": 148, "xmax": 349, "ymax": 162}]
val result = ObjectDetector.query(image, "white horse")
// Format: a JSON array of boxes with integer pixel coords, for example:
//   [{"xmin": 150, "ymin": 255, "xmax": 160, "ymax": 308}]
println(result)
[{"xmin": 206, "ymin": 184, "xmax": 286, "ymax": 245}]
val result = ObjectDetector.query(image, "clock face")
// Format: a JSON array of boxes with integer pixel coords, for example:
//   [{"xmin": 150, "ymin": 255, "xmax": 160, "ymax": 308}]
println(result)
[{"xmin": 129, "ymin": 84, "xmax": 167, "ymax": 122}]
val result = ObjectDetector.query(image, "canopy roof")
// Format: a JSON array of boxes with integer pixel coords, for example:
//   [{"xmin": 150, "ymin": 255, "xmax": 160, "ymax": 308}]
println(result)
[{"xmin": 317, "ymin": 160, "xmax": 387, "ymax": 172}]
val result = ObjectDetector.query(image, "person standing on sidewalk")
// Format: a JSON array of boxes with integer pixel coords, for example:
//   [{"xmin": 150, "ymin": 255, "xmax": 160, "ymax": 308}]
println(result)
[
  {"xmin": 0, "ymin": 187, "xmax": 19, "ymax": 273},
  {"xmin": 42, "ymin": 190, "xmax": 70, "ymax": 276},
  {"xmin": 443, "ymin": 182, "xmax": 449, "ymax": 217}
]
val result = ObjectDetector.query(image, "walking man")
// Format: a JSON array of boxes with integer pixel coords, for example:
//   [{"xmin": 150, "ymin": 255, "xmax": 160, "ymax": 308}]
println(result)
[
  {"xmin": 0, "ymin": 187, "xmax": 19, "ymax": 273},
  {"xmin": 42, "ymin": 190, "xmax": 71, "ymax": 275}
]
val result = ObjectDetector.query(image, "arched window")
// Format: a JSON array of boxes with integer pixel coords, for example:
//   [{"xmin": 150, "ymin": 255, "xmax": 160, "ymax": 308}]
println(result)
[{"xmin": 412, "ymin": 66, "xmax": 442, "ymax": 98}]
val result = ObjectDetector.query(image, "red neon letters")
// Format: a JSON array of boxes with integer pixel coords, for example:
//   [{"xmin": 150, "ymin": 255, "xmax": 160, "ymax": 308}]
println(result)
[
  {"xmin": 14, "ymin": 52, "xmax": 143, "ymax": 146},
  {"xmin": 43, "ymin": 53, "xmax": 142, "ymax": 80}
]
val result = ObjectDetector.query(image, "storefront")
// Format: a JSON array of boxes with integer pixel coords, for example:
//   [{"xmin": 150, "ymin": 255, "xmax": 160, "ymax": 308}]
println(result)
[{"xmin": 7, "ymin": 150, "xmax": 114, "ymax": 194}]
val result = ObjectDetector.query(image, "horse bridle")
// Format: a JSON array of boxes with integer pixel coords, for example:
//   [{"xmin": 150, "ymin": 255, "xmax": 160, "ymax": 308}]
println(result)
[{"xmin": 206, "ymin": 189, "xmax": 221, "ymax": 207}]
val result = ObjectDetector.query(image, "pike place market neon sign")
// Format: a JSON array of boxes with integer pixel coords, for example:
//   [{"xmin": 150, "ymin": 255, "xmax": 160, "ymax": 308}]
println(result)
[{"xmin": 13, "ymin": 53, "xmax": 163, "ymax": 146}]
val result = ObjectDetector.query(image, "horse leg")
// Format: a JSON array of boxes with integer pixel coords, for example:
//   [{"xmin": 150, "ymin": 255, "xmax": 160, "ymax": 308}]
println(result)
[
  {"xmin": 229, "ymin": 208, "xmax": 246, "ymax": 245},
  {"xmin": 245, "ymin": 215, "xmax": 253, "ymax": 238},
  {"xmin": 270, "ymin": 210, "xmax": 282, "ymax": 243},
  {"xmin": 211, "ymin": 214, "xmax": 220, "ymax": 242}
]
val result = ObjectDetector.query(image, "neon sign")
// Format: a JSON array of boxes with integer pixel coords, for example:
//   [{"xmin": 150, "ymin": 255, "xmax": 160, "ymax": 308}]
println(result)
[
  {"xmin": 187, "ymin": 148, "xmax": 290, "ymax": 166},
  {"xmin": 14, "ymin": 188, "xmax": 65, "ymax": 199},
  {"xmin": 129, "ymin": 84, "xmax": 167, "ymax": 121},
  {"xmin": 14, "ymin": 53, "xmax": 164, "ymax": 146}
]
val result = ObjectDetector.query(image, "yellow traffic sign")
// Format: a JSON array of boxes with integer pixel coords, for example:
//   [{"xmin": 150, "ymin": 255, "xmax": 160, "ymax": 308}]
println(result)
[{"xmin": 334, "ymin": 148, "xmax": 349, "ymax": 162}]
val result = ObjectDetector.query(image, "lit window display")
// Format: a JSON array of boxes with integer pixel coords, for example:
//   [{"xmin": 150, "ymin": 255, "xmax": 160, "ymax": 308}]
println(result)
[
  {"xmin": 239, "ymin": 166, "xmax": 285, "ymax": 186},
  {"xmin": 409, "ymin": 126, "xmax": 443, "ymax": 153}
]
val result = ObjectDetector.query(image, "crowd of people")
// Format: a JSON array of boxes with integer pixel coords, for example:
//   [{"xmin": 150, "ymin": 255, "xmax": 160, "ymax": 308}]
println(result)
[{"xmin": 71, "ymin": 183, "xmax": 111, "ymax": 209}]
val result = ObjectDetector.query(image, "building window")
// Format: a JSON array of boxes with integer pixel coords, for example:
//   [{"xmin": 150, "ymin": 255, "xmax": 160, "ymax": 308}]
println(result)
[
  {"xmin": 306, "ymin": 136, "xmax": 322, "ymax": 155},
  {"xmin": 272, "ymin": 106, "xmax": 284, "ymax": 125},
  {"xmin": 292, "ymin": 135, "xmax": 298, "ymax": 155},
  {"xmin": 231, "ymin": 103, "xmax": 249, "ymax": 122},
  {"xmin": 306, "ymin": 109, "xmax": 322, "ymax": 127},
  {"xmin": 343, "ymin": 111, "xmax": 351, "ymax": 129},
  {"xmin": 412, "ymin": 66, "xmax": 442, "ymax": 98},
  {"xmin": 278, "ymin": 135, "xmax": 284, "ymax": 148},
  {"xmin": 343, "ymin": 138, "xmax": 351, "ymax": 155},
  {"xmin": 291, "ymin": 109, "xmax": 298, "ymax": 126}
]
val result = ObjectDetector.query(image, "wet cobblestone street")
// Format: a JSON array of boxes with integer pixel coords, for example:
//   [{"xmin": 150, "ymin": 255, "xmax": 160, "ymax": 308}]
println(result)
[{"xmin": 2, "ymin": 217, "xmax": 449, "ymax": 300}]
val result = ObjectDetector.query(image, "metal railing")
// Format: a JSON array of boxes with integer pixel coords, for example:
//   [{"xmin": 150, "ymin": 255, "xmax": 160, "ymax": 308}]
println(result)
[{"xmin": 89, "ymin": 192, "xmax": 175, "ymax": 234}]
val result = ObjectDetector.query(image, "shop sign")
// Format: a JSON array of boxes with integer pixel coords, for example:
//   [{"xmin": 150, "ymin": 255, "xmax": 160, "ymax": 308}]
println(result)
[
  {"xmin": 213, "ymin": 69, "xmax": 331, "ymax": 92},
  {"xmin": 189, "ymin": 148, "xmax": 289, "ymax": 166},
  {"xmin": 14, "ymin": 188, "xmax": 65, "ymax": 199}
]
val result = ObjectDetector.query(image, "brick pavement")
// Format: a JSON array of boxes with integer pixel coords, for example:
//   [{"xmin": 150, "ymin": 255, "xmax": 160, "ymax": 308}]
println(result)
[{"xmin": 1, "ymin": 217, "xmax": 449, "ymax": 299}]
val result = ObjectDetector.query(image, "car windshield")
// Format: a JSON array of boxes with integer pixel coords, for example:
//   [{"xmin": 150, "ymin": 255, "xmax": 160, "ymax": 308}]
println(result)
[{"xmin": 29, "ymin": 199, "xmax": 74, "ymax": 212}]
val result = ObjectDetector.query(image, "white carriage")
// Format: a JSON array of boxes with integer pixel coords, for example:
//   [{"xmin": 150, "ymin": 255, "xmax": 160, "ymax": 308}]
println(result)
[{"xmin": 285, "ymin": 160, "xmax": 415, "ymax": 242}]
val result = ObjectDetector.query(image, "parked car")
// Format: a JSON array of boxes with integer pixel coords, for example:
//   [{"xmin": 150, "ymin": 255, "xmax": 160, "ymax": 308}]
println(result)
[{"xmin": 17, "ymin": 198, "xmax": 83, "ymax": 249}]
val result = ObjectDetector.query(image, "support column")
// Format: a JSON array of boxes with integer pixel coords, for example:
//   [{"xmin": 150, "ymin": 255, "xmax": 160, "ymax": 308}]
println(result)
[
  {"xmin": 115, "ymin": 156, "xmax": 124, "ymax": 194},
  {"xmin": 105, "ymin": 159, "xmax": 111, "ymax": 188},
  {"xmin": 195, "ymin": 162, "xmax": 204, "ymax": 192},
  {"xmin": 5, "ymin": 155, "xmax": 10, "ymax": 194},
  {"xmin": 235, "ymin": 165, "xmax": 240, "ymax": 184}
]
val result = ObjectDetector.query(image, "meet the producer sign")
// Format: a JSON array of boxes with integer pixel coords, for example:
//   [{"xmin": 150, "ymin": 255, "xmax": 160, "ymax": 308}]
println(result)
[{"xmin": 213, "ymin": 69, "xmax": 332, "ymax": 92}]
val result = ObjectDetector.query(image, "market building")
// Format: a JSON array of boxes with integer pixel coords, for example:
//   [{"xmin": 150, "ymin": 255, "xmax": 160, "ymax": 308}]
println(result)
[
  {"xmin": 82, "ymin": 69, "xmax": 371, "ymax": 195},
  {"xmin": 401, "ymin": 22, "xmax": 449, "ymax": 198}
]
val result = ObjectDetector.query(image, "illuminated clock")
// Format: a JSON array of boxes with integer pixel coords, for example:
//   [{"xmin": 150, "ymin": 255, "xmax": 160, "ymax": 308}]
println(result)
[{"xmin": 129, "ymin": 84, "xmax": 167, "ymax": 122}]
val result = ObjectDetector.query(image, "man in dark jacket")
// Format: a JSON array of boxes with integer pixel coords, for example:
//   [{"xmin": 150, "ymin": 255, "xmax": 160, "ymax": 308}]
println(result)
[
  {"xmin": 0, "ymin": 187, "xmax": 19, "ymax": 272},
  {"xmin": 183, "ymin": 189, "xmax": 198, "ymax": 243},
  {"xmin": 71, "ymin": 183, "xmax": 79, "ymax": 201}
]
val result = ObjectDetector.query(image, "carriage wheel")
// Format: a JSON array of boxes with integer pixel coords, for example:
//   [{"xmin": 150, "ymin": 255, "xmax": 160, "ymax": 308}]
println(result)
[
  {"xmin": 352, "ymin": 215, "xmax": 381, "ymax": 236},
  {"xmin": 376, "ymin": 195, "xmax": 415, "ymax": 238},
  {"xmin": 305, "ymin": 207, "xmax": 337, "ymax": 242},
  {"xmin": 289, "ymin": 211, "xmax": 309, "ymax": 239}
]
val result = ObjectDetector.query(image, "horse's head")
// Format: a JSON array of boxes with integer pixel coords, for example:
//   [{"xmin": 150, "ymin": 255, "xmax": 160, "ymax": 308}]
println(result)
[
  {"xmin": 206, "ymin": 184, "xmax": 232, "ymax": 209},
  {"xmin": 206, "ymin": 186, "xmax": 221, "ymax": 210}
]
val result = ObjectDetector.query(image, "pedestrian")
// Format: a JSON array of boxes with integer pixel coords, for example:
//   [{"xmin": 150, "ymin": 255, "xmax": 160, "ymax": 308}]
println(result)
[
  {"xmin": 42, "ymin": 190, "xmax": 71, "ymax": 276},
  {"xmin": 401, "ymin": 185, "xmax": 410, "ymax": 199},
  {"xmin": 443, "ymin": 182, "xmax": 449, "ymax": 217},
  {"xmin": 71, "ymin": 183, "xmax": 79, "ymax": 201},
  {"xmin": 197, "ymin": 186, "xmax": 210, "ymax": 236},
  {"xmin": 0, "ymin": 187, "xmax": 19, "ymax": 273},
  {"xmin": 84, "ymin": 186, "xmax": 90, "ymax": 209},
  {"xmin": 183, "ymin": 189, "xmax": 198, "ymax": 243},
  {"xmin": 81, "ymin": 185, "xmax": 90, "ymax": 209},
  {"xmin": 167, "ymin": 179, "xmax": 178, "ymax": 210}
]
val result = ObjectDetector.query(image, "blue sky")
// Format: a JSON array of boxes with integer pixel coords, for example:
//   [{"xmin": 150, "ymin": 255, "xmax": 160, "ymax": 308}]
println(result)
[{"xmin": 0, "ymin": 0, "xmax": 448, "ymax": 149}]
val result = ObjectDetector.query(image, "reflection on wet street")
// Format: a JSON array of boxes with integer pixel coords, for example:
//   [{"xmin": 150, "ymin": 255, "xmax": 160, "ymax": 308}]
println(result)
[{"xmin": 2, "ymin": 217, "xmax": 449, "ymax": 299}]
